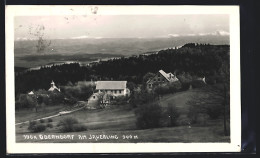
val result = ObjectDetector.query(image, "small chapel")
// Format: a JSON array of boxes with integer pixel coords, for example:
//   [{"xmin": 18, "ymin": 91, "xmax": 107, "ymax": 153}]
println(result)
[{"xmin": 48, "ymin": 80, "xmax": 61, "ymax": 92}]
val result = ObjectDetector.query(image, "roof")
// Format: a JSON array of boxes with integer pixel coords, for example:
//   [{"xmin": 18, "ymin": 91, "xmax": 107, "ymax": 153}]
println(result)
[
  {"xmin": 159, "ymin": 70, "xmax": 179, "ymax": 82},
  {"xmin": 91, "ymin": 92, "xmax": 104, "ymax": 99},
  {"xmin": 28, "ymin": 91, "xmax": 34, "ymax": 95},
  {"xmin": 96, "ymin": 81, "xmax": 127, "ymax": 90},
  {"xmin": 48, "ymin": 86, "xmax": 61, "ymax": 92},
  {"xmin": 147, "ymin": 70, "xmax": 179, "ymax": 83},
  {"xmin": 159, "ymin": 70, "xmax": 171, "ymax": 81},
  {"xmin": 48, "ymin": 80, "xmax": 60, "ymax": 92}
]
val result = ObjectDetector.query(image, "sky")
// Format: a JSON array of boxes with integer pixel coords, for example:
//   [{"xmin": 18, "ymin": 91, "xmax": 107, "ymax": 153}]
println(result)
[{"xmin": 14, "ymin": 15, "xmax": 229, "ymax": 40}]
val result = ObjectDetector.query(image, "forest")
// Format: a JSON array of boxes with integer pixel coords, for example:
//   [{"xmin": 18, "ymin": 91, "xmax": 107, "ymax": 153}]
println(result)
[{"xmin": 15, "ymin": 43, "xmax": 230, "ymax": 97}]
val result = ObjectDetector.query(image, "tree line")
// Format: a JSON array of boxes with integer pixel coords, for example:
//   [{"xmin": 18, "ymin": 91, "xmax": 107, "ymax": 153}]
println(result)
[{"xmin": 15, "ymin": 43, "xmax": 229, "ymax": 97}]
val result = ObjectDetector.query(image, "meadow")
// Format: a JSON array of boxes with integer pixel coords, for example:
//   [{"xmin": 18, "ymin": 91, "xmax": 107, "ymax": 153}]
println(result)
[{"xmin": 16, "ymin": 88, "xmax": 230, "ymax": 143}]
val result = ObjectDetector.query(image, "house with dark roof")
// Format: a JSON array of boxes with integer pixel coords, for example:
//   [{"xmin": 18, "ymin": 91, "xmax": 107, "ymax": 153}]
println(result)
[
  {"xmin": 146, "ymin": 70, "xmax": 179, "ymax": 89},
  {"xmin": 95, "ymin": 81, "xmax": 130, "ymax": 97}
]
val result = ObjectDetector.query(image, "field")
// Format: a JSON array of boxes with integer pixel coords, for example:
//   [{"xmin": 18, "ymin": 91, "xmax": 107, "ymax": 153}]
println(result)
[{"xmin": 16, "ymin": 88, "xmax": 230, "ymax": 143}]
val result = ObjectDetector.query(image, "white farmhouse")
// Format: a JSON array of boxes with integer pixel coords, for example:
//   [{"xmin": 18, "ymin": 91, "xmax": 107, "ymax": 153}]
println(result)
[{"xmin": 95, "ymin": 81, "xmax": 130, "ymax": 97}]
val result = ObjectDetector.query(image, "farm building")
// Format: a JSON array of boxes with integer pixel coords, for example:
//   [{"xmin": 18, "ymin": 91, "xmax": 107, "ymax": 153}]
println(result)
[
  {"xmin": 86, "ymin": 93, "xmax": 103, "ymax": 109},
  {"xmin": 146, "ymin": 70, "xmax": 179, "ymax": 89},
  {"xmin": 86, "ymin": 92, "xmax": 112, "ymax": 109},
  {"xmin": 95, "ymin": 81, "xmax": 130, "ymax": 97}
]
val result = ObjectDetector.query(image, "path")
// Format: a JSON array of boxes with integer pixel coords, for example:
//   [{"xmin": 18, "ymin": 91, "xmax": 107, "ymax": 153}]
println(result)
[{"xmin": 15, "ymin": 106, "xmax": 85, "ymax": 126}]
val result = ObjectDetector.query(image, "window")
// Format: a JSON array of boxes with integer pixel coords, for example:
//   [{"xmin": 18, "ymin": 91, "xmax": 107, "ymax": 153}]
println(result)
[
  {"xmin": 115, "ymin": 90, "xmax": 117, "ymax": 94},
  {"xmin": 119, "ymin": 90, "xmax": 122, "ymax": 93}
]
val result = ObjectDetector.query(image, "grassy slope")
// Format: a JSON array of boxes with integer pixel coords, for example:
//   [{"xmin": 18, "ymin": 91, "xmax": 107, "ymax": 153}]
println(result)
[
  {"xmin": 15, "ymin": 104, "xmax": 68, "ymax": 123},
  {"xmin": 16, "ymin": 88, "xmax": 230, "ymax": 143}
]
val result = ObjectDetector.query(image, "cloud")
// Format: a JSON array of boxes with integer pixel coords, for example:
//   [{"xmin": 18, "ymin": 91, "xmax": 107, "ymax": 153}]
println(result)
[
  {"xmin": 198, "ymin": 30, "xmax": 230, "ymax": 36},
  {"xmin": 15, "ymin": 37, "xmax": 37, "ymax": 41},
  {"xmin": 168, "ymin": 34, "xmax": 180, "ymax": 37},
  {"xmin": 212, "ymin": 30, "xmax": 230, "ymax": 36},
  {"xmin": 70, "ymin": 36, "xmax": 104, "ymax": 39},
  {"xmin": 70, "ymin": 35, "xmax": 89, "ymax": 39},
  {"xmin": 168, "ymin": 30, "xmax": 229, "ymax": 38}
]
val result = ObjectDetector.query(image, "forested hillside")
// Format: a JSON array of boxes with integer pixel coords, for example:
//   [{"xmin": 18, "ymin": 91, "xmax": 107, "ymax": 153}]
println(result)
[{"xmin": 15, "ymin": 43, "xmax": 229, "ymax": 96}]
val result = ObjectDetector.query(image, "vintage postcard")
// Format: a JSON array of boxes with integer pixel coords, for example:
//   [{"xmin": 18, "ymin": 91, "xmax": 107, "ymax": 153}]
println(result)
[{"xmin": 6, "ymin": 5, "xmax": 241, "ymax": 153}]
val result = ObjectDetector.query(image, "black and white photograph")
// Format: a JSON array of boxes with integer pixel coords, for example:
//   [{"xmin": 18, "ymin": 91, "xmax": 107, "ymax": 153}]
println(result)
[{"xmin": 5, "ymin": 5, "xmax": 241, "ymax": 153}]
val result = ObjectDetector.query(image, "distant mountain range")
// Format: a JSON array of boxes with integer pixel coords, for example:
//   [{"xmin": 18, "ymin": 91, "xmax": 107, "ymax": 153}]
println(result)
[
  {"xmin": 14, "ymin": 36, "xmax": 229, "ymax": 56},
  {"xmin": 14, "ymin": 36, "xmax": 229, "ymax": 68}
]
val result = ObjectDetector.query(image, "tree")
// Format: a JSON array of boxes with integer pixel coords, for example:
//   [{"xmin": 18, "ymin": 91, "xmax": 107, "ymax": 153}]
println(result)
[
  {"xmin": 167, "ymin": 103, "xmax": 180, "ymax": 127},
  {"xmin": 18, "ymin": 94, "xmax": 37, "ymax": 110},
  {"xmin": 127, "ymin": 81, "xmax": 136, "ymax": 92},
  {"xmin": 187, "ymin": 85, "xmax": 229, "ymax": 135},
  {"xmin": 130, "ymin": 89, "xmax": 157, "ymax": 108},
  {"xmin": 135, "ymin": 103, "xmax": 163, "ymax": 129},
  {"xmin": 219, "ymin": 60, "xmax": 230, "ymax": 136},
  {"xmin": 142, "ymin": 72, "xmax": 155, "ymax": 83}
]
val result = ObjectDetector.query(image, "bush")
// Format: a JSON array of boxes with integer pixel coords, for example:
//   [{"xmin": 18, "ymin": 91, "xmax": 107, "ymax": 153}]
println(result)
[
  {"xmin": 135, "ymin": 103, "xmax": 162, "ymax": 129},
  {"xmin": 154, "ymin": 82, "xmax": 182, "ymax": 95},
  {"xmin": 191, "ymin": 80, "xmax": 206, "ymax": 88},
  {"xmin": 18, "ymin": 94, "xmax": 37, "ymax": 109},
  {"xmin": 46, "ymin": 123, "xmax": 53, "ymax": 128},
  {"xmin": 154, "ymin": 86, "xmax": 169, "ymax": 95},
  {"xmin": 58, "ymin": 117, "xmax": 87, "ymax": 132},
  {"xmin": 39, "ymin": 119, "xmax": 45, "ymax": 123},
  {"xmin": 177, "ymin": 73, "xmax": 193, "ymax": 90},
  {"xmin": 33, "ymin": 124, "xmax": 46, "ymax": 132},
  {"xmin": 47, "ymin": 118, "xmax": 53, "ymax": 122},
  {"xmin": 187, "ymin": 105, "xmax": 199, "ymax": 124},
  {"xmin": 130, "ymin": 90, "xmax": 157, "ymax": 108},
  {"xmin": 205, "ymin": 104, "xmax": 223, "ymax": 119},
  {"xmin": 73, "ymin": 124, "xmax": 88, "ymax": 132},
  {"xmin": 61, "ymin": 81, "xmax": 95, "ymax": 101},
  {"xmin": 49, "ymin": 92, "xmax": 65, "ymax": 105},
  {"xmin": 28, "ymin": 121, "xmax": 37, "ymax": 130},
  {"xmin": 15, "ymin": 102, "xmax": 22, "ymax": 111},
  {"xmin": 206, "ymin": 76, "xmax": 217, "ymax": 85},
  {"xmin": 111, "ymin": 95, "xmax": 129, "ymax": 106},
  {"xmin": 180, "ymin": 82, "xmax": 192, "ymax": 91},
  {"xmin": 28, "ymin": 121, "xmax": 46, "ymax": 133},
  {"xmin": 166, "ymin": 103, "xmax": 180, "ymax": 127}
]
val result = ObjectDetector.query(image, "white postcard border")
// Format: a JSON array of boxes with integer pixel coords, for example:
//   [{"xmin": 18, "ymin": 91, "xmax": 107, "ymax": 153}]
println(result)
[{"xmin": 6, "ymin": 5, "xmax": 241, "ymax": 153}]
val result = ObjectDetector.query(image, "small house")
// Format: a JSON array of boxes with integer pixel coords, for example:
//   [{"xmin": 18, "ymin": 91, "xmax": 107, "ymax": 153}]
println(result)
[
  {"xmin": 86, "ymin": 92, "xmax": 114, "ymax": 109},
  {"xmin": 28, "ymin": 91, "xmax": 34, "ymax": 95},
  {"xmin": 197, "ymin": 76, "xmax": 206, "ymax": 83},
  {"xmin": 146, "ymin": 70, "xmax": 179, "ymax": 89},
  {"xmin": 86, "ymin": 92, "xmax": 104, "ymax": 109}
]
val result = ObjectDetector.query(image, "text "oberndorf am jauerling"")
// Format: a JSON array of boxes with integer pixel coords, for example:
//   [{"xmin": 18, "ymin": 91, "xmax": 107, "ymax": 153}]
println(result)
[{"xmin": 23, "ymin": 134, "xmax": 138, "ymax": 141}]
